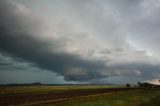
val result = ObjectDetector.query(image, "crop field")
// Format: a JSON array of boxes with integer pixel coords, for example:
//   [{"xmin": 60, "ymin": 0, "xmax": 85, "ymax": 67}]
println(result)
[
  {"xmin": 50, "ymin": 88, "xmax": 160, "ymax": 106},
  {"xmin": 0, "ymin": 85, "xmax": 120, "ymax": 95},
  {"xmin": 0, "ymin": 85, "xmax": 160, "ymax": 106}
]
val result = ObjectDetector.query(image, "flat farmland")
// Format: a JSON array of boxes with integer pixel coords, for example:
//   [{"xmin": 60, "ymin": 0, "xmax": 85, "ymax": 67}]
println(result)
[
  {"xmin": 0, "ymin": 85, "xmax": 160, "ymax": 106},
  {"xmin": 0, "ymin": 85, "xmax": 122, "ymax": 105},
  {"xmin": 48, "ymin": 88, "xmax": 160, "ymax": 106},
  {"xmin": 0, "ymin": 85, "xmax": 121, "ymax": 95}
]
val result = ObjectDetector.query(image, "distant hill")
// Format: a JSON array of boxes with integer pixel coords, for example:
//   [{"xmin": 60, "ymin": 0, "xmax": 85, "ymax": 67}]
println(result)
[{"xmin": 0, "ymin": 82, "xmax": 43, "ymax": 87}]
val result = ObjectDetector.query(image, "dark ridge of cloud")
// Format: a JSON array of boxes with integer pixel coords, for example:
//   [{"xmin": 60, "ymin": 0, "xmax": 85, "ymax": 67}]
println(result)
[
  {"xmin": 0, "ymin": 53, "xmax": 35, "ymax": 71},
  {"xmin": 0, "ymin": 34, "xmax": 107, "ymax": 81},
  {"xmin": 0, "ymin": 33, "xmax": 108, "ymax": 81},
  {"xmin": 0, "ymin": 21, "xmax": 107, "ymax": 81},
  {"xmin": 0, "ymin": 0, "xmax": 108, "ymax": 81}
]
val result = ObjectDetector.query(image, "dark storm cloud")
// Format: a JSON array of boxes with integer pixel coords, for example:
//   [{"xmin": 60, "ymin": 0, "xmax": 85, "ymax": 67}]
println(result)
[
  {"xmin": 0, "ymin": 0, "xmax": 160, "ymax": 84},
  {"xmin": 0, "ymin": 0, "xmax": 108, "ymax": 81},
  {"xmin": 0, "ymin": 53, "xmax": 36, "ymax": 71},
  {"xmin": 0, "ymin": 31, "xmax": 107, "ymax": 81}
]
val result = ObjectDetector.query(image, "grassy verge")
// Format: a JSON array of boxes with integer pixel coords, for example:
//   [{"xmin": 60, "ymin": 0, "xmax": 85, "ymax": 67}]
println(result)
[{"xmin": 37, "ymin": 88, "xmax": 160, "ymax": 106}]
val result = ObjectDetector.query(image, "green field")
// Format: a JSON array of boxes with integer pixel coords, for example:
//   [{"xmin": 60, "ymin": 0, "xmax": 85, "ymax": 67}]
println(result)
[
  {"xmin": 36, "ymin": 88, "xmax": 160, "ymax": 106},
  {"xmin": 0, "ymin": 85, "xmax": 160, "ymax": 106},
  {"xmin": 0, "ymin": 85, "xmax": 120, "ymax": 95}
]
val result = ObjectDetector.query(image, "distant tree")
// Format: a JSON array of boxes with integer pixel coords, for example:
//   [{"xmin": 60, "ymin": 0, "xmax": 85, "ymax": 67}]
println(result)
[
  {"xmin": 32, "ymin": 82, "xmax": 42, "ymax": 85},
  {"xmin": 137, "ymin": 82, "xmax": 141, "ymax": 85},
  {"xmin": 137, "ymin": 81, "xmax": 160, "ymax": 88},
  {"xmin": 137, "ymin": 82, "xmax": 153, "ymax": 87},
  {"xmin": 137, "ymin": 82, "xmax": 141, "ymax": 87},
  {"xmin": 126, "ymin": 84, "xmax": 131, "ymax": 87}
]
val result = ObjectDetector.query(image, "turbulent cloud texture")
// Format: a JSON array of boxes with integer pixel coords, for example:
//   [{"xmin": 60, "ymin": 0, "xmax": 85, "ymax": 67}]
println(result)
[{"xmin": 0, "ymin": 0, "xmax": 160, "ymax": 84}]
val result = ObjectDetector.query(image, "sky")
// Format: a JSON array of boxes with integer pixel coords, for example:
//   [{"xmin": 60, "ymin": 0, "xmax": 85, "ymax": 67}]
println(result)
[{"xmin": 0, "ymin": 0, "xmax": 160, "ymax": 84}]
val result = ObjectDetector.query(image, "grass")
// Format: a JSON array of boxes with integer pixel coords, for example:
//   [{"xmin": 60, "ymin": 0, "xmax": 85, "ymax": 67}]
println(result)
[
  {"xmin": 0, "ymin": 85, "xmax": 121, "ymax": 95},
  {"xmin": 37, "ymin": 88, "xmax": 160, "ymax": 106},
  {"xmin": 1, "ymin": 85, "xmax": 160, "ymax": 106}
]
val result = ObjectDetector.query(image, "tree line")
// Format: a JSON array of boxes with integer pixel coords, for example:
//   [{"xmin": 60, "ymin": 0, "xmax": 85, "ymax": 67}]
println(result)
[{"xmin": 126, "ymin": 80, "xmax": 160, "ymax": 88}]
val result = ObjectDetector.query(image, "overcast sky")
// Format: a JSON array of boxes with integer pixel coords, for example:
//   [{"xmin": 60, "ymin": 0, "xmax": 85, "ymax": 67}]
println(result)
[{"xmin": 0, "ymin": 0, "xmax": 160, "ymax": 84}]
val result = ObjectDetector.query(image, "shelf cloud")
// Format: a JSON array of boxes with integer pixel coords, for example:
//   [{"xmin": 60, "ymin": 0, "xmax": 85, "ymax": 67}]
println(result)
[{"xmin": 0, "ymin": 0, "xmax": 160, "ymax": 84}]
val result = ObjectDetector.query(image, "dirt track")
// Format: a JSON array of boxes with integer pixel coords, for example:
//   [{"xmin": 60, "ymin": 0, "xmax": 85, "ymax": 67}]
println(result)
[{"xmin": 0, "ymin": 88, "xmax": 141, "ymax": 106}]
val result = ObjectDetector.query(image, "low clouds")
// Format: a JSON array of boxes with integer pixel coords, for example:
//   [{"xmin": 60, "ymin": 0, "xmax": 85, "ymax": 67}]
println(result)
[
  {"xmin": 0, "ymin": 0, "xmax": 160, "ymax": 84},
  {"xmin": 0, "ymin": 0, "xmax": 108, "ymax": 82}
]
